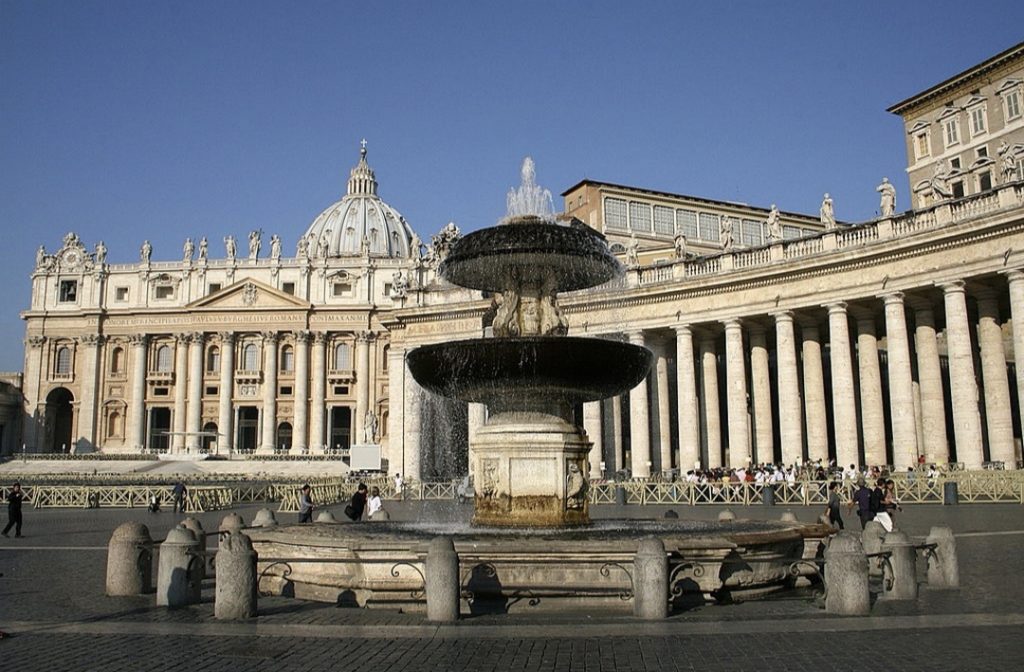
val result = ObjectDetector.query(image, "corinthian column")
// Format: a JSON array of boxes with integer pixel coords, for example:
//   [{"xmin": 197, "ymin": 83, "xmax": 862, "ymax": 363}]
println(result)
[
  {"xmin": 611, "ymin": 395, "xmax": 624, "ymax": 472},
  {"xmin": 217, "ymin": 332, "xmax": 234, "ymax": 455},
  {"xmin": 172, "ymin": 335, "xmax": 188, "ymax": 453},
  {"xmin": 1005, "ymin": 270, "xmax": 1024, "ymax": 455},
  {"xmin": 309, "ymin": 333, "xmax": 327, "ymax": 453},
  {"xmin": 627, "ymin": 331, "xmax": 651, "ymax": 478},
  {"xmin": 910, "ymin": 301, "xmax": 948, "ymax": 465},
  {"xmin": 291, "ymin": 331, "xmax": 310, "ymax": 454},
  {"xmin": 258, "ymin": 331, "xmax": 278, "ymax": 454},
  {"xmin": 76, "ymin": 334, "xmax": 103, "ymax": 450},
  {"xmin": 801, "ymin": 320, "xmax": 828, "ymax": 464},
  {"xmin": 404, "ymin": 357, "xmax": 422, "ymax": 481},
  {"xmin": 882, "ymin": 293, "xmax": 919, "ymax": 469},
  {"xmin": 654, "ymin": 342, "xmax": 672, "ymax": 473},
  {"xmin": 723, "ymin": 319, "xmax": 749, "ymax": 468},
  {"xmin": 977, "ymin": 290, "xmax": 1015, "ymax": 466},
  {"xmin": 185, "ymin": 332, "xmax": 204, "ymax": 453},
  {"xmin": 773, "ymin": 312, "xmax": 803, "ymax": 466},
  {"xmin": 354, "ymin": 331, "xmax": 373, "ymax": 443},
  {"xmin": 748, "ymin": 324, "xmax": 773, "ymax": 465},
  {"xmin": 700, "ymin": 335, "xmax": 722, "ymax": 469},
  {"xmin": 941, "ymin": 281, "xmax": 984, "ymax": 468},
  {"xmin": 386, "ymin": 346, "xmax": 406, "ymax": 472},
  {"xmin": 674, "ymin": 325, "xmax": 700, "ymax": 472},
  {"xmin": 128, "ymin": 335, "xmax": 148, "ymax": 451},
  {"xmin": 854, "ymin": 314, "xmax": 886, "ymax": 467}
]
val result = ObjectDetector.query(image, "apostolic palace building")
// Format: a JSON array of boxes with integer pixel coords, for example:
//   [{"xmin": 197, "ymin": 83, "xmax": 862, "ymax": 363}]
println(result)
[{"xmin": 5, "ymin": 43, "xmax": 1024, "ymax": 482}]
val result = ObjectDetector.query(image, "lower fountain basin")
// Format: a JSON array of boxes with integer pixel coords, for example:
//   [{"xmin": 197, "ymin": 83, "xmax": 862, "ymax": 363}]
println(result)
[{"xmin": 407, "ymin": 337, "xmax": 653, "ymax": 406}]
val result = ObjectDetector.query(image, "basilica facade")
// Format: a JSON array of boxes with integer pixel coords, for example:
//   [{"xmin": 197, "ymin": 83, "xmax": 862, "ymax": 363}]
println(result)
[{"xmin": 13, "ymin": 44, "xmax": 1024, "ymax": 480}]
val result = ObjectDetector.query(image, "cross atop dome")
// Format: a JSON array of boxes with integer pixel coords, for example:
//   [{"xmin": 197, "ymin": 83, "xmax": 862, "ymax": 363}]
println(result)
[
  {"xmin": 347, "ymin": 139, "xmax": 377, "ymax": 196},
  {"xmin": 360, "ymin": 138, "xmax": 367, "ymax": 156}
]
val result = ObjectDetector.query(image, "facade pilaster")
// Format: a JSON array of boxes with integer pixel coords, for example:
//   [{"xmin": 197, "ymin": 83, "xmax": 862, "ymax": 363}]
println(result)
[
  {"xmin": 128, "ymin": 335, "xmax": 148, "ymax": 451},
  {"xmin": 627, "ymin": 331, "xmax": 651, "ymax": 478},
  {"xmin": 76, "ymin": 334, "xmax": 103, "ymax": 451},
  {"xmin": 354, "ymin": 331, "xmax": 373, "ymax": 443},
  {"xmin": 882, "ymin": 293, "xmax": 919, "ymax": 469},
  {"xmin": 258, "ymin": 331, "xmax": 278, "ymax": 454},
  {"xmin": 22, "ymin": 336, "xmax": 47, "ymax": 451},
  {"xmin": 172, "ymin": 335, "xmax": 188, "ymax": 453},
  {"xmin": 185, "ymin": 332, "xmax": 204, "ymax": 452},
  {"xmin": 941, "ymin": 281, "xmax": 984, "ymax": 468},
  {"xmin": 801, "ymin": 321, "xmax": 828, "ymax": 464},
  {"xmin": 217, "ymin": 332, "xmax": 235, "ymax": 455},
  {"xmin": 654, "ymin": 342, "xmax": 672, "ymax": 474},
  {"xmin": 723, "ymin": 319, "xmax": 749, "ymax": 468},
  {"xmin": 309, "ymin": 332, "xmax": 327, "ymax": 453},
  {"xmin": 291, "ymin": 331, "xmax": 310, "ymax": 454},
  {"xmin": 674, "ymin": 325, "xmax": 700, "ymax": 472},
  {"xmin": 748, "ymin": 324, "xmax": 773, "ymax": 466},
  {"xmin": 403, "ymin": 357, "xmax": 422, "ymax": 481},
  {"xmin": 854, "ymin": 314, "xmax": 886, "ymax": 467},
  {"xmin": 386, "ymin": 346, "xmax": 405, "ymax": 472},
  {"xmin": 699, "ymin": 335, "xmax": 722, "ymax": 469},
  {"xmin": 977, "ymin": 291, "xmax": 1015, "ymax": 466},
  {"xmin": 773, "ymin": 312, "xmax": 803, "ymax": 466},
  {"xmin": 583, "ymin": 401, "xmax": 603, "ymax": 479}
]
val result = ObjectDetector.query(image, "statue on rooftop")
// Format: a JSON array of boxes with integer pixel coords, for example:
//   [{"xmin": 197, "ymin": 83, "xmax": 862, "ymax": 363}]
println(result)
[
  {"xmin": 198, "ymin": 237, "xmax": 208, "ymax": 261},
  {"xmin": 248, "ymin": 230, "xmax": 261, "ymax": 260},
  {"xmin": 224, "ymin": 235, "xmax": 237, "ymax": 261},
  {"xmin": 270, "ymin": 234, "xmax": 281, "ymax": 261},
  {"xmin": 140, "ymin": 240, "xmax": 152, "ymax": 263},
  {"xmin": 765, "ymin": 205, "xmax": 782, "ymax": 241},
  {"xmin": 183, "ymin": 238, "xmax": 194, "ymax": 262},
  {"xmin": 820, "ymin": 194, "xmax": 836, "ymax": 230},
  {"xmin": 876, "ymin": 177, "xmax": 896, "ymax": 218},
  {"xmin": 673, "ymin": 232, "xmax": 687, "ymax": 259},
  {"xmin": 720, "ymin": 217, "xmax": 735, "ymax": 250},
  {"xmin": 94, "ymin": 241, "xmax": 107, "ymax": 265}
]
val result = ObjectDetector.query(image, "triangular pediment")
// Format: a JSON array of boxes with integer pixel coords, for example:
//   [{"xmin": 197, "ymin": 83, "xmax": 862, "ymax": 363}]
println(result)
[
  {"xmin": 187, "ymin": 278, "xmax": 311, "ymax": 310},
  {"xmin": 907, "ymin": 120, "xmax": 930, "ymax": 134}
]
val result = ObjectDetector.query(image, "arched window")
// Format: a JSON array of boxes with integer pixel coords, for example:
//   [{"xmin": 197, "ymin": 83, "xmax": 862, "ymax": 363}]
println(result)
[
  {"xmin": 55, "ymin": 346, "xmax": 72, "ymax": 376},
  {"xmin": 155, "ymin": 345, "xmax": 172, "ymax": 372},
  {"xmin": 110, "ymin": 347, "xmax": 124, "ymax": 375},
  {"xmin": 280, "ymin": 345, "xmax": 294, "ymax": 373},
  {"xmin": 334, "ymin": 342, "xmax": 351, "ymax": 369},
  {"xmin": 206, "ymin": 346, "xmax": 220, "ymax": 372},
  {"xmin": 382, "ymin": 344, "xmax": 390, "ymax": 371},
  {"xmin": 107, "ymin": 410, "xmax": 123, "ymax": 439},
  {"xmin": 243, "ymin": 343, "xmax": 258, "ymax": 370}
]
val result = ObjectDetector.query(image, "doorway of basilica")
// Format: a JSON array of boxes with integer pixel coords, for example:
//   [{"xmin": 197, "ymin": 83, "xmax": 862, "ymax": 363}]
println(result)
[
  {"xmin": 44, "ymin": 387, "xmax": 74, "ymax": 453},
  {"xmin": 329, "ymin": 406, "xmax": 351, "ymax": 453},
  {"xmin": 237, "ymin": 406, "xmax": 258, "ymax": 453}
]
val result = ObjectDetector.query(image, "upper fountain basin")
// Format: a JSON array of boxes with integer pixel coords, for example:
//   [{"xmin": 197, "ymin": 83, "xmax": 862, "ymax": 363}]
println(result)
[
  {"xmin": 407, "ymin": 336, "xmax": 653, "ymax": 405},
  {"xmin": 438, "ymin": 216, "xmax": 622, "ymax": 293}
]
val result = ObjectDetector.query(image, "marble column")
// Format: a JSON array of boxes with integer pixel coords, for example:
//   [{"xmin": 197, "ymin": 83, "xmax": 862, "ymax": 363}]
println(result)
[
  {"xmin": 217, "ymin": 332, "xmax": 234, "ymax": 455},
  {"xmin": 309, "ymin": 333, "xmax": 327, "ymax": 453},
  {"xmin": 1005, "ymin": 270, "xmax": 1024, "ymax": 452},
  {"xmin": 258, "ymin": 331, "xmax": 278, "ymax": 454},
  {"xmin": 911, "ymin": 302, "xmax": 948, "ymax": 465},
  {"xmin": 386, "ymin": 347, "xmax": 405, "ymax": 472},
  {"xmin": 627, "ymin": 331, "xmax": 651, "ymax": 478},
  {"xmin": 748, "ymin": 325, "xmax": 773, "ymax": 466},
  {"xmin": 128, "ymin": 335, "xmax": 148, "ymax": 452},
  {"xmin": 291, "ymin": 331, "xmax": 310, "ymax": 454},
  {"xmin": 674, "ymin": 325, "xmax": 700, "ymax": 472},
  {"xmin": 941, "ymin": 281, "xmax": 984, "ymax": 469},
  {"xmin": 654, "ymin": 343, "xmax": 673, "ymax": 473},
  {"xmin": 827, "ymin": 303, "xmax": 858, "ymax": 469},
  {"xmin": 354, "ymin": 332, "xmax": 373, "ymax": 444},
  {"xmin": 583, "ymin": 401, "xmax": 603, "ymax": 479},
  {"xmin": 855, "ymin": 314, "xmax": 886, "ymax": 468},
  {"xmin": 801, "ymin": 320, "xmax": 828, "ymax": 464},
  {"xmin": 773, "ymin": 312, "xmax": 803, "ymax": 466},
  {"xmin": 76, "ymin": 334, "xmax": 103, "ymax": 450},
  {"xmin": 612, "ymin": 394, "xmax": 624, "ymax": 473},
  {"xmin": 404, "ymin": 358, "xmax": 422, "ymax": 482},
  {"xmin": 185, "ymin": 332, "xmax": 203, "ymax": 453},
  {"xmin": 468, "ymin": 402, "xmax": 487, "ymax": 478},
  {"xmin": 977, "ymin": 291, "xmax": 1015, "ymax": 466},
  {"xmin": 172, "ymin": 335, "xmax": 188, "ymax": 453},
  {"xmin": 700, "ymin": 335, "xmax": 722, "ymax": 469},
  {"xmin": 882, "ymin": 293, "xmax": 919, "ymax": 469},
  {"xmin": 723, "ymin": 319, "xmax": 750, "ymax": 468}
]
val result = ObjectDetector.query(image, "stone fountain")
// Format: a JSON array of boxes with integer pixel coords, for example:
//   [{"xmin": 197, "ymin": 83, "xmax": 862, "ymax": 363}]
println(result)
[{"xmin": 408, "ymin": 157, "xmax": 651, "ymax": 527}]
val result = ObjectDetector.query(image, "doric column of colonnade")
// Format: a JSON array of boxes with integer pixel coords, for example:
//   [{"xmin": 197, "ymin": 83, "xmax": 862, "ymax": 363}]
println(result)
[
  {"xmin": 941, "ymin": 281, "xmax": 984, "ymax": 469},
  {"xmin": 583, "ymin": 401, "xmax": 602, "ymax": 479},
  {"xmin": 881, "ymin": 293, "xmax": 919, "ymax": 470},
  {"xmin": 826, "ymin": 303, "xmax": 858, "ymax": 469},
  {"xmin": 908, "ymin": 300, "xmax": 948, "ymax": 466},
  {"xmin": 291, "ymin": 331, "xmax": 310, "ymax": 455},
  {"xmin": 852, "ymin": 310, "xmax": 886, "ymax": 468},
  {"xmin": 800, "ymin": 319, "xmax": 829, "ymax": 464},
  {"xmin": 1004, "ymin": 270, "xmax": 1024, "ymax": 458},
  {"xmin": 627, "ymin": 331, "xmax": 651, "ymax": 478},
  {"xmin": 654, "ymin": 342, "xmax": 673, "ymax": 473},
  {"xmin": 674, "ymin": 325, "xmax": 700, "ymax": 472},
  {"xmin": 699, "ymin": 333, "xmax": 722, "ymax": 469},
  {"xmin": 723, "ymin": 319, "xmax": 749, "ymax": 469},
  {"xmin": 748, "ymin": 324, "xmax": 773, "ymax": 466},
  {"xmin": 611, "ymin": 395, "xmax": 624, "ymax": 473},
  {"xmin": 976, "ymin": 289, "xmax": 1015, "ymax": 466},
  {"xmin": 773, "ymin": 312, "xmax": 803, "ymax": 466}
]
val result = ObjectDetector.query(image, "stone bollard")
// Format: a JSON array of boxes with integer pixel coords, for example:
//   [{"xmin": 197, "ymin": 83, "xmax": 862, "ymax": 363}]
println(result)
[
  {"xmin": 718, "ymin": 509, "xmax": 736, "ymax": 522},
  {"xmin": 251, "ymin": 508, "xmax": 278, "ymax": 528},
  {"xmin": 219, "ymin": 512, "xmax": 245, "ymax": 536},
  {"xmin": 181, "ymin": 517, "xmax": 207, "ymax": 580},
  {"xmin": 425, "ymin": 537, "xmax": 460, "ymax": 622},
  {"xmin": 215, "ymin": 531, "xmax": 258, "ymax": 619},
  {"xmin": 316, "ymin": 511, "xmax": 338, "ymax": 523},
  {"xmin": 881, "ymin": 530, "xmax": 917, "ymax": 600},
  {"xmin": 106, "ymin": 522, "xmax": 153, "ymax": 596},
  {"xmin": 862, "ymin": 521, "xmax": 886, "ymax": 577},
  {"xmin": 823, "ymin": 531, "xmax": 870, "ymax": 615},
  {"xmin": 157, "ymin": 525, "xmax": 201, "ymax": 608},
  {"xmin": 633, "ymin": 537, "xmax": 668, "ymax": 619},
  {"xmin": 614, "ymin": 485, "xmax": 627, "ymax": 506},
  {"xmin": 925, "ymin": 525, "xmax": 960, "ymax": 589},
  {"xmin": 780, "ymin": 510, "xmax": 798, "ymax": 523}
]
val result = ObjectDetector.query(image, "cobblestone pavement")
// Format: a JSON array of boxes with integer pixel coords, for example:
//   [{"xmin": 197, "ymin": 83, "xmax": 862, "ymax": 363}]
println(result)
[{"xmin": 2, "ymin": 502, "xmax": 1024, "ymax": 671}]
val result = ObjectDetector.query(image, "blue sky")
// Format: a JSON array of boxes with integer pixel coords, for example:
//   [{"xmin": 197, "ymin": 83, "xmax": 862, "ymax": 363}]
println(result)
[{"xmin": 1, "ymin": 1, "xmax": 1022, "ymax": 371}]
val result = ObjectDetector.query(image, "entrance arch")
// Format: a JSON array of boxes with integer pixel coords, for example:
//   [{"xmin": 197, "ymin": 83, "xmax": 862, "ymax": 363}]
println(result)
[
  {"xmin": 45, "ymin": 387, "xmax": 74, "ymax": 453},
  {"xmin": 276, "ymin": 422, "xmax": 293, "ymax": 453},
  {"xmin": 202, "ymin": 421, "xmax": 218, "ymax": 453},
  {"xmin": 329, "ymin": 407, "xmax": 351, "ymax": 452}
]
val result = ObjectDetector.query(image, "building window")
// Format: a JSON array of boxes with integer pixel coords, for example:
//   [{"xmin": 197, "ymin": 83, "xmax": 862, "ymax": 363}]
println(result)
[
  {"xmin": 334, "ymin": 342, "xmax": 351, "ymax": 369},
  {"xmin": 156, "ymin": 345, "xmax": 172, "ymax": 372},
  {"xmin": 914, "ymin": 132, "xmax": 930, "ymax": 159},
  {"xmin": 382, "ymin": 344, "xmax": 390, "ymax": 371},
  {"xmin": 282, "ymin": 282, "xmax": 295, "ymax": 295},
  {"xmin": 107, "ymin": 410, "xmax": 123, "ymax": 439},
  {"xmin": 742, "ymin": 219, "xmax": 763, "ymax": 247},
  {"xmin": 782, "ymin": 225, "xmax": 804, "ymax": 240},
  {"xmin": 205, "ymin": 385, "xmax": 218, "ymax": 396},
  {"xmin": 114, "ymin": 287, "xmax": 129, "ymax": 302},
  {"xmin": 333, "ymin": 385, "xmax": 349, "ymax": 395},
  {"xmin": 153, "ymin": 387, "xmax": 169, "ymax": 397},
  {"xmin": 242, "ymin": 343, "xmax": 258, "ymax": 370},
  {"xmin": 698, "ymin": 213, "xmax": 720, "ymax": 242},
  {"xmin": 154, "ymin": 285, "xmax": 175, "ymax": 300},
  {"xmin": 280, "ymin": 345, "xmax": 294, "ymax": 373},
  {"xmin": 676, "ymin": 210, "xmax": 698, "ymax": 238},
  {"xmin": 55, "ymin": 346, "xmax": 72, "ymax": 376},
  {"xmin": 1006, "ymin": 90, "xmax": 1021, "ymax": 121},
  {"xmin": 604, "ymin": 198, "xmax": 628, "ymax": 230},
  {"xmin": 208, "ymin": 283, "xmax": 222, "ymax": 294},
  {"xmin": 279, "ymin": 385, "xmax": 293, "ymax": 396},
  {"xmin": 59, "ymin": 280, "xmax": 78, "ymax": 303},
  {"xmin": 653, "ymin": 206, "xmax": 674, "ymax": 235},
  {"xmin": 206, "ymin": 346, "xmax": 220, "ymax": 372},
  {"xmin": 628, "ymin": 201, "xmax": 652, "ymax": 233},
  {"xmin": 944, "ymin": 118, "xmax": 960, "ymax": 147},
  {"xmin": 332, "ymin": 282, "xmax": 352, "ymax": 297},
  {"xmin": 951, "ymin": 181, "xmax": 965, "ymax": 199},
  {"xmin": 977, "ymin": 146, "xmax": 988, "ymax": 159},
  {"xmin": 110, "ymin": 347, "xmax": 124, "ymax": 375},
  {"xmin": 969, "ymin": 106, "xmax": 986, "ymax": 136},
  {"xmin": 979, "ymin": 171, "xmax": 992, "ymax": 192}
]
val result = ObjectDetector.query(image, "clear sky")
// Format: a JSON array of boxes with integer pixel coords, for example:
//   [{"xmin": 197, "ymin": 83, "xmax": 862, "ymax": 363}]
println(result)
[{"xmin": 1, "ymin": 0, "xmax": 1022, "ymax": 371}]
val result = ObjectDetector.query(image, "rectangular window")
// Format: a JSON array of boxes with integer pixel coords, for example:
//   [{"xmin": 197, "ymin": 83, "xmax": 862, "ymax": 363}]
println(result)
[
  {"xmin": 154, "ymin": 388, "xmax": 169, "ymax": 397},
  {"xmin": 977, "ymin": 146, "xmax": 988, "ymax": 158},
  {"xmin": 979, "ymin": 172, "xmax": 992, "ymax": 192},
  {"xmin": 604, "ymin": 198, "xmax": 628, "ymax": 230},
  {"xmin": 698, "ymin": 213, "xmax": 720, "ymax": 242},
  {"xmin": 970, "ymin": 107, "xmax": 986, "ymax": 135},
  {"xmin": 333, "ymin": 385, "xmax": 349, "ymax": 396},
  {"xmin": 279, "ymin": 385, "xmax": 293, "ymax": 396},
  {"xmin": 950, "ymin": 157, "xmax": 961, "ymax": 170},
  {"xmin": 742, "ymin": 219, "xmax": 762, "ymax": 247},
  {"xmin": 208, "ymin": 283, "xmax": 222, "ymax": 294},
  {"xmin": 282, "ymin": 282, "xmax": 295, "ymax": 295},
  {"xmin": 944, "ymin": 118, "xmax": 959, "ymax": 146},
  {"xmin": 1007, "ymin": 91, "xmax": 1021, "ymax": 120},
  {"xmin": 114, "ymin": 287, "xmax": 129, "ymax": 302},
  {"xmin": 914, "ymin": 132, "xmax": 930, "ymax": 159},
  {"xmin": 952, "ymin": 181, "xmax": 965, "ymax": 199},
  {"xmin": 59, "ymin": 280, "xmax": 78, "ymax": 302},
  {"xmin": 628, "ymin": 201, "xmax": 652, "ymax": 232},
  {"xmin": 676, "ymin": 209, "xmax": 698, "ymax": 238},
  {"xmin": 154, "ymin": 286, "xmax": 174, "ymax": 300},
  {"xmin": 653, "ymin": 206, "xmax": 674, "ymax": 235},
  {"xmin": 332, "ymin": 282, "xmax": 352, "ymax": 297},
  {"xmin": 782, "ymin": 225, "xmax": 803, "ymax": 240},
  {"xmin": 205, "ymin": 385, "xmax": 218, "ymax": 396}
]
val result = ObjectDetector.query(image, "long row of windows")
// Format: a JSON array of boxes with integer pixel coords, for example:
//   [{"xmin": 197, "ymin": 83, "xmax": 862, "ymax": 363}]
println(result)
[
  {"xmin": 912, "ymin": 82, "xmax": 1022, "ymax": 162},
  {"xmin": 605, "ymin": 198, "xmax": 808, "ymax": 245}
]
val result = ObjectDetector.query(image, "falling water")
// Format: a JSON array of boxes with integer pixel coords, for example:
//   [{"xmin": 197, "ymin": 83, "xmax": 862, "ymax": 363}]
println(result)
[{"xmin": 505, "ymin": 157, "xmax": 556, "ymax": 222}]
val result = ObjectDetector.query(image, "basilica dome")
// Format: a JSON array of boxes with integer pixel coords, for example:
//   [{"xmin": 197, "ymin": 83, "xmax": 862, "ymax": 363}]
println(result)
[{"xmin": 302, "ymin": 144, "xmax": 417, "ymax": 258}]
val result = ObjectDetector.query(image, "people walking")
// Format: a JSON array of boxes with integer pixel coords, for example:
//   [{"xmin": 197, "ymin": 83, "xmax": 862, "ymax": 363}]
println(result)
[
  {"xmin": 2, "ymin": 482, "xmax": 26, "ymax": 538},
  {"xmin": 825, "ymin": 481, "xmax": 844, "ymax": 529},
  {"xmin": 298, "ymin": 484, "xmax": 315, "ymax": 523},
  {"xmin": 849, "ymin": 476, "xmax": 874, "ymax": 530},
  {"xmin": 345, "ymin": 483, "xmax": 368, "ymax": 521},
  {"xmin": 367, "ymin": 486, "xmax": 383, "ymax": 519},
  {"xmin": 172, "ymin": 480, "xmax": 188, "ymax": 513}
]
